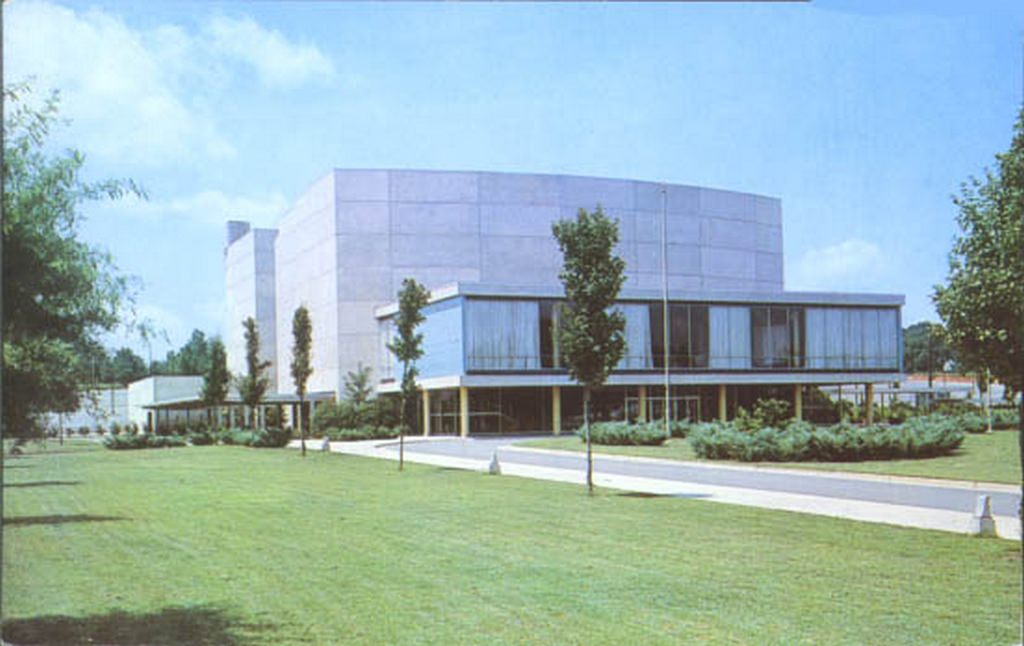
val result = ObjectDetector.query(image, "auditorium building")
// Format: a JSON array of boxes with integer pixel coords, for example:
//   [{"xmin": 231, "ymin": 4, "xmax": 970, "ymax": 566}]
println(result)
[{"xmin": 225, "ymin": 169, "xmax": 902, "ymax": 435}]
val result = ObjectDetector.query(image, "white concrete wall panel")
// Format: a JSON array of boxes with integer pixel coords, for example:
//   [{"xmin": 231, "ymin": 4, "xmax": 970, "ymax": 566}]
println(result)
[
  {"xmin": 392, "ymin": 170, "xmax": 478, "ymax": 203},
  {"xmin": 333, "ymin": 169, "xmax": 390, "ymax": 202},
  {"xmin": 479, "ymin": 171, "xmax": 562, "ymax": 205}
]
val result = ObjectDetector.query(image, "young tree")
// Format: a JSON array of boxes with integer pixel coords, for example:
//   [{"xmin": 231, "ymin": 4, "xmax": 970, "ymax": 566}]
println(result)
[
  {"xmin": 934, "ymin": 105, "xmax": 1024, "ymax": 479},
  {"xmin": 552, "ymin": 206, "xmax": 627, "ymax": 494},
  {"xmin": 202, "ymin": 339, "xmax": 231, "ymax": 429},
  {"xmin": 344, "ymin": 363, "xmax": 373, "ymax": 405},
  {"xmin": 236, "ymin": 317, "xmax": 271, "ymax": 429},
  {"xmin": 291, "ymin": 306, "xmax": 313, "ymax": 457},
  {"xmin": 2, "ymin": 83, "xmax": 142, "ymax": 438},
  {"xmin": 387, "ymin": 278, "xmax": 430, "ymax": 471}
]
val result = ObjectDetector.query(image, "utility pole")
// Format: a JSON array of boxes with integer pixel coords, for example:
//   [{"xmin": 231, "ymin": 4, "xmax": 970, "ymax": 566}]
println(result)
[{"xmin": 661, "ymin": 185, "xmax": 670, "ymax": 438}]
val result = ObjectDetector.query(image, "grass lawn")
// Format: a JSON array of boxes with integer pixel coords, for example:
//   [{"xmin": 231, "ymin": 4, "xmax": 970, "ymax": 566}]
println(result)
[
  {"xmin": 521, "ymin": 431, "xmax": 1023, "ymax": 485},
  {"xmin": 3, "ymin": 445, "xmax": 1021, "ymax": 645}
]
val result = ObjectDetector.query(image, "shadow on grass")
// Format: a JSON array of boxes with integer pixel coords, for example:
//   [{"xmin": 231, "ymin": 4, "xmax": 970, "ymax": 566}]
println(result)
[
  {"xmin": 3, "ymin": 514, "xmax": 127, "ymax": 528},
  {"xmin": 2, "ymin": 605, "xmax": 270, "ymax": 645},
  {"xmin": 1, "ymin": 464, "xmax": 33, "ymax": 469},
  {"xmin": 4, "ymin": 480, "xmax": 82, "ymax": 489}
]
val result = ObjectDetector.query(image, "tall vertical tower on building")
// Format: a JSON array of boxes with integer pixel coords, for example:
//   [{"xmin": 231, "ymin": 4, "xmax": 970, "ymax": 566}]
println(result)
[{"xmin": 224, "ymin": 221, "xmax": 278, "ymax": 388}]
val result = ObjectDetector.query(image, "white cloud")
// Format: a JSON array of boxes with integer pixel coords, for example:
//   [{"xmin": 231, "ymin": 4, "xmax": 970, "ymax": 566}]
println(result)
[
  {"xmin": 101, "ymin": 189, "xmax": 290, "ymax": 228},
  {"xmin": 789, "ymin": 238, "xmax": 887, "ymax": 291},
  {"xmin": 3, "ymin": 1, "xmax": 335, "ymax": 165},
  {"xmin": 205, "ymin": 16, "xmax": 336, "ymax": 89}
]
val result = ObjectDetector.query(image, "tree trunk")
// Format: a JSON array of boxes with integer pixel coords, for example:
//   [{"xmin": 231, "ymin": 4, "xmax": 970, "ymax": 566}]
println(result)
[
  {"xmin": 398, "ymin": 392, "xmax": 406, "ymax": 472},
  {"xmin": 584, "ymin": 386, "xmax": 593, "ymax": 495},
  {"xmin": 1018, "ymin": 374, "xmax": 1023, "ymax": 528},
  {"xmin": 300, "ymin": 395, "xmax": 306, "ymax": 458}
]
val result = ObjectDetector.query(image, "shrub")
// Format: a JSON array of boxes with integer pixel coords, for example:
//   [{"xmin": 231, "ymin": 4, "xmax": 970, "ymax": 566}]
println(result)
[
  {"xmin": 219, "ymin": 428, "xmax": 255, "ymax": 446},
  {"xmin": 688, "ymin": 416, "xmax": 964, "ymax": 462},
  {"xmin": 583, "ymin": 422, "xmax": 667, "ymax": 446},
  {"xmin": 103, "ymin": 434, "xmax": 186, "ymax": 450},
  {"xmin": 933, "ymin": 399, "xmax": 978, "ymax": 416},
  {"xmin": 991, "ymin": 408, "xmax": 1020, "ymax": 430},
  {"xmin": 882, "ymin": 401, "xmax": 917, "ymax": 424},
  {"xmin": 752, "ymin": 398, "xmax": 792, "ymax": 428},
  {"xmin": 77, "ymin": 426, "xmax": 91, "ymax": 437},
  {"xmin": 324, "ymin": 426, "xmax": 400, "ymax": 442},
  {"xmin": 957, "ymin": 413, "xmax": 989, "ymax": 434},
  {"xmin": 313, "ymin": 398, "xmax": 400, "ymax": 435},
  {"xmin": 188, "ymin": 430, "xmax": 218, "ymax": 446},
  {"xmin": 249, "ymin": 427, "xmax": 292, "ymax": 448},
  {"xmin": 216, "ymin": 427, "xmax": 292, "ymax": 448}
]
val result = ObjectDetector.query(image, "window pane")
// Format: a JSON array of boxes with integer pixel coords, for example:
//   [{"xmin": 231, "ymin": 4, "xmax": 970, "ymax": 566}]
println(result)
[{"xmin": 690, "ymin": 306, "xmax": 709, "ymax": 367}]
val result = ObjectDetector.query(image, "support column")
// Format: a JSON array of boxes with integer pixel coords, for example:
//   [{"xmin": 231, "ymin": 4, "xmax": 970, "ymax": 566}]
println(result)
[
  {"xmin": 865, "ymin": 383, "xmax": 874, "ymax": 425},
  {"xmin": 422, "ymin": 390, "xmax": 431, "ymax": 437},
  {"xmin": 793, "ymin": 385, "xmax": 803, "ymax": 421},
  {"xmin": 552, "ymin": 386, "xmax": 562, "ymax": 435},
  {"xmin": 459, "ymin": 387, "xmax": 470, "ymax": 438},
  {"xmin": 718, "ymin": 385, "xmax": 728, "ymax": 422},
  {"xmin": 638, "ymin": 386, "xmax": 648, "ymax": 423}
]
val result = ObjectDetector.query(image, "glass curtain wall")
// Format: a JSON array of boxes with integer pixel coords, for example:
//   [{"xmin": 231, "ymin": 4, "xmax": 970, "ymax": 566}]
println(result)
[
  {"xmin": 750, "ymin": 306, "xmax": 805, "ymax": 368},
  {"xmin": 805, "ymin": 307, "xmax": 899, "ymax": 369},
  {"xmin": 709, "ymin": 306, "xmax": 751, "ymax": 369},
  {"xmin": 648, "ymin": 304, "xmax": 709, "ymax": 368},
  {"xmin": 468, "ymin": 388, "xmax": 550, "ymax": 433},
  {"xmin": 465, "ymin": 300, "xmax": 541, "ymax": 370}
]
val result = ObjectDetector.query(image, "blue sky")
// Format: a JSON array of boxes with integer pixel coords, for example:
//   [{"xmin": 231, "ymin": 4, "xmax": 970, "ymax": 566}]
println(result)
[{"xmin": 5, "ymin": 0, "xmax": 1023, "ymax": 358}]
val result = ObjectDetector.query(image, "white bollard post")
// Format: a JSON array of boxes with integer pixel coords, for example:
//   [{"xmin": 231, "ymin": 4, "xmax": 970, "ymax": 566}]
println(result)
[
  {"xmin": 969, "ymin": 494, "xmax": 997, "ymax": 537},
  {"xmin": 488, "ymin": 450, "xmax": 501, "ymax": 475}
]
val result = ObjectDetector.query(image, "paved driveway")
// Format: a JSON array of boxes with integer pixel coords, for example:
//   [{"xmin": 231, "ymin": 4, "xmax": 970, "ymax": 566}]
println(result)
[{"xmin": 392, "ymin": 435, "xmax": 1021, "ymax": 518}]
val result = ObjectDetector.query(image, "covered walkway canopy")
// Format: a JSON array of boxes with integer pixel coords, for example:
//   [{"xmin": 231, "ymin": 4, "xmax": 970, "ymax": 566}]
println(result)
[{"xmin": 142, "ymin": 390, "xmax": 335, "ymax": 431}]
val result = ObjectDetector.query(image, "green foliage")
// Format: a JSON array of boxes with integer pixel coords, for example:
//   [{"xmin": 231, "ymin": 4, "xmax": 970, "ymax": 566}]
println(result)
[
  {"xmin": 752, "ymin": 398, "xmax": 792, "ymax": 428},
  {"xmin": 902, "ymin": 322, "xmax": 957, "ymax": 374},
  {"xmin": 581, "ymin": 422, "xmax": 667, "ymax": 446},
  {"xmin": 103, "ymin": 434, "xmax": 187, "ymax": 450},
  {"xmin": 188, "ymin": 430, "xmax": 219, "ymax": 446},
  {"xmin": 110, "ymin": 347, "xmax": 148, "ymax": 385},
  {"xmin": 215, "ymin": 427, "xmax": 292, "ymax": 448},
  {"xmin": 387, "ymin": 279, "xmax": 430, "ymax": 436},
  {"xmin": 955, "ymin": 412, "xmax": 988, "ymax": 434},
  {"xmin": 236, "ymin": 317, "xmax": 270, "ymax": 425},
  {"xmin": 2, "ymin": 83, "xmax": 144, "ymax": 437},
  {"xmin": 881, "ymin": 400, "xmax": 917, "ymax": 425},
  {"xmin": 551, "ymin": 206, "xmax": 627, "ymax": 389},
  {"xmin": 323, "ymin": 426, "xmax": 401, "ymax": 442},
  {"xmin": 344, "ymin": 363, "xmax": 374, "ymax": 405},
  {"xmin": 153, "ymin": 329, "xmax": 214, "ymax": 375},
  {"xmin": 689, "ymin": 416, "xmax": 965, "ymax": 462},
  {"xmin": 312, "ymin": 398, "xmax": 399, "ymax": 434},
  {"xmin": 290, "ymin": 306, "xmax": 313, "ymax": 400},
  {"xmin": 201, "ymin": 339, "xmax": 230, "ymax": 411},
  {"xmin": 934, "ymin": 107, "xmax": 1024, "ymax": 399},
  {"xmin": 992, "ymin": 407, "xmax": 1020, "ymax": 430},
  {"xmin": 290, "ymin": 305, "xmax": 313, "ymax": 453},
  {"xmin": 249, "ymin": 427, "xmax": 293, "ymax": 448}
]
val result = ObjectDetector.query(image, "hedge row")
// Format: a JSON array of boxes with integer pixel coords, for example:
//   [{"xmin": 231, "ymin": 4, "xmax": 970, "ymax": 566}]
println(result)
[
  {"xmin": 323, "ymin": 426, "xmax": 400, "ymax": 442},
  {"xmin": 103, "ymin": 427, "xmax": 292, "ymax": 450},
  {"xmin": 579, "ymin": 422, "xmax": 668, "ymax": 446},
  {"xmin": 103, "ymin": 434, "xmax": 188, "ymax": 450},
  {"xmin": 688, "ymin": 415, "xmax": 965, "ymax": 462}
]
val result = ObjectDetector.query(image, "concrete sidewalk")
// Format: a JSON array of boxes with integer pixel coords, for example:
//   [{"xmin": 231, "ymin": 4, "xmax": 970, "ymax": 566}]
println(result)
[{"xmin": 290, "ymin": 438, "xmax": 1022, "ymax": 541}]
